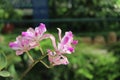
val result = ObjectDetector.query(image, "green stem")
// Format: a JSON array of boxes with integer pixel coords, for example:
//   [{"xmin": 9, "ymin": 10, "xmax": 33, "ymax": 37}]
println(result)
[
  {"xmin": 39, "ymin": 46, "xmax": 44, "ymax": 55},
  {"xmin": 19, "ymin": 53, "xmax": 48, "ymax": 80},
  {"xmin": 19, "ymin": 61, "xmax": 38, "ymax": 80},
  {"xmin": 26, "ymin": 51, "xmax": 34, "ymax": 62},
  {"xmin": 37, "ymin": 41, "xmax": 44, "ymax": 55},
  {"xmin": 40, "ymin": 60, "xmax": 50, "ymax": 68},
  {"xmin": 38, "ymin": 53, "xmax": 48, "ymax": 60},
  {"xmin": 39, "ymin": 53, "xmax": 52, "ymax": 68}
]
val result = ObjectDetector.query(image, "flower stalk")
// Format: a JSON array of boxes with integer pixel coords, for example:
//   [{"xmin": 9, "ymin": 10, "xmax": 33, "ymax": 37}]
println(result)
[
  {"xmin": 39, "ymin": 46, "xmax": 44, "ymax": 55},
  {"xmin": 40, "ymin": 60, "xmax": 51, "ymax": 68},
  {"xmin": 19, "ymin": 60, "xmax": 38, "ymax": 80},
  {"xmin": 26, "ymin": 51, "xmax": 34, "ymax": 62},
  {"xmin": 19, "ymin": 53, "xmax": 50, "ymax": 80}
]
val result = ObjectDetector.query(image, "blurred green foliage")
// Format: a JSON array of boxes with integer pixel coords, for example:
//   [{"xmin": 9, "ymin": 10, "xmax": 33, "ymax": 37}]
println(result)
[
  {"xmin": 49, "ymin": 0, "xmax": 120, "ymax": 32},
  {"xmin": 49, "ymin": 0, "xmax": 120, "ymax": 18},
  {"xmin": 0, "ymin": 0, "xmax": 23, "ymax": 33},
  {"xmin": 0, "ymin": 0, "xmax": 23, "ymax": 20},
  {"xmin": 0, "ymin": 51, "xmax": 11, "ymax": 78},
  {"xmin": 68, "ymin": 43, "xmax": 118, "ymax": 80},
  {"xmin": 0, "ymin": 35, "xmax": 21, "ymax": 79},
  {"xmin": 0, "ymin": 52, "xmax": 7, "ymax": 71}
]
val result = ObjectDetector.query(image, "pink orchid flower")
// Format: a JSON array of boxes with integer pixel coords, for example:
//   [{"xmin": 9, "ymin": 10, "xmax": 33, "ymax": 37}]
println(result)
[
  {"xmin": 22, "ymin": 23, "xmax": 46, "ymax": 47},
  {"xmin": 9, "ymin": 36, "xmax": 32, "ymax": 55},
  {"xmin": 47, "ymin": 50, "xmax": 69, "ymax": 66},
  {"xmin": 57, "ymin": 28, "xmax": 78, "ymax": 54},
  {"xmin": 47, "ymin": 28, "xmax": 78, "ymax": 66}
]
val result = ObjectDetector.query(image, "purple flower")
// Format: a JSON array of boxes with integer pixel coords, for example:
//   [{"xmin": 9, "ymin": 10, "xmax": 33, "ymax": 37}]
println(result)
[
  {"xmin": 22, "ymin": 23, "xmax": 47, "ymax": 47},
  {"xmin": 9, "ymin": 23, "xmax": 49, "ymax": 55},
  {"xmin": 47, "ymin": 28, "xmax": 78, "ymax": 66},
  {"xmin": 9, "ymin": 36, "xmax": 32, "ymax": 55},
  {"xmin": 57, "ymin": 28, "xmax": 78, "ymax": 54}
]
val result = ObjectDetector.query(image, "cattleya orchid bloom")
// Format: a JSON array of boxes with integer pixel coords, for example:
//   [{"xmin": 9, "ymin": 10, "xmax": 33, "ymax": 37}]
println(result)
[
  {"xmin": 22, "ymin": 23, "xmax": 46, "ymax": 47},
  {"xmin": 9, "ymin": 23, "xmax": 47, "ymax": 55},
  {"xmin": 49, "ymin": 28, "xmax": 78, "ymax": 55},
  {"xmin": 57, "ymin": 28, "xmax": 78, "ymax": 54},
  {"xmin": 47, "ymin": 28, "xmax": 78, "ymax": 66},
  {"xmin": 9, "ymin": 36, "xmax": 32, "ymax": 55}
]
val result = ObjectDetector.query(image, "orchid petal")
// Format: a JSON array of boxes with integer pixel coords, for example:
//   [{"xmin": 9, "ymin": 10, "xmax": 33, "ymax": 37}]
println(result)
[
  {"xmin": 9, "ymin": 35, "xmax": 32, "ymax": 55},
  {"xmin": 61, "ymin": 31, "xmax": 73, "ymax": 45},
  {"xmin": 72, "ymin": 40, "xmax": 78, "ymax": 45},
  {"xmin": 16, "ymin": 36, "xmax": 22, "ymax": 42},
  {"xmin": 9, "ymin": 42, "xmax": 21, "ymax": 50},
  {"xmin": 39, "ymin": 23, "xmax": 47, "ymax": 32},
  {"xmin": 35, "ymin": 23, "xmax": 46, "ymax": 36},
  {"xmin": 27, "ymin": 28, "xmax": 35, "ymax": 33},
  {"xmin": 48, "ymin": 50, "xmax": 69, "ymax": 66},
  {"xmin": 57, "ymin": 30, "xmax": 77, "ymax": 54},
  {"xmin": 68, "ymin": 47, "xmax": 74, "ymax": 53},
  {"xmin": 50, "ymin": 55, "xmax": 69, "ymax": 66},
  {"xmin": 65, "ymin": 31, "xmax": 73, "ymax": 37},
  {"xmin": 53, "ymin": 55, "xmax": 69, "ymax": 66},
  {"xmin": 40, "ymin": 34, "xmax": 57, "ymax": 50},
  {"xmin": 22, "ymin": 28, "xmax": 35, "ymax": 39},
  {"xmin": 61, "ymin": 36, "xmax": 69, "ymax": 45},
  {"xmin": 16, "ymin": 50, "xmax": 24, "ymax": 55},
  {"xmin": 57, "ymin": 28, "xmax": 62, "ymax": 41}
]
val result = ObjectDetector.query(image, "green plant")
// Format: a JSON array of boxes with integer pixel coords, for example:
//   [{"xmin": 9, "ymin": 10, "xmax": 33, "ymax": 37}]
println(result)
[
  {"xmin": 107, "ymin": 42, "xmax": 120, "ymax": 79},
  {"xmin": 49, "ymin": 0, "xmax": 120, "ymax": 32},
  {"xmin": 0, "ymin": 0, "xmax": 23, "ymax": 21},
  {"xmin": 68, "ymin": 43, "xmax": 118, "ymax": 80},
  {"xmin": 0, "ymin": 52, "xmax": 10, "ymax": 78}
]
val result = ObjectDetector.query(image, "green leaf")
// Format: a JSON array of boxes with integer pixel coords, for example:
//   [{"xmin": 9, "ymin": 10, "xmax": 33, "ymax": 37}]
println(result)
[
  {"xmin": 77, "ymin": 69, "xmax": 93, "ymax": 79},
  {"xmin": 0, "ymin": 71, "xmax": 10, "ymax": 77},
  {"xmin": 0, "ymin": 52, "xmax": 7, "ymax": 70}
]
